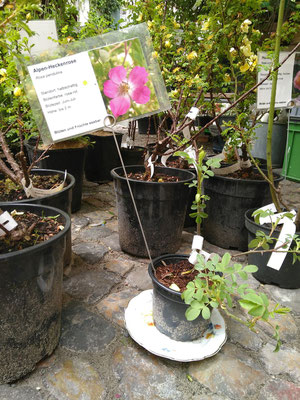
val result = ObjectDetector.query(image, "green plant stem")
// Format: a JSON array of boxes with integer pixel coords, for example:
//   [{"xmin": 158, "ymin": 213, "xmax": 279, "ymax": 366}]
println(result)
[
  {"xmin": 266, "ymin": 0, "xmax": 285, "ymax": 212},
  {"xmin": 221, "ymin": 306, "xmax": 257, "ymax": 332}
]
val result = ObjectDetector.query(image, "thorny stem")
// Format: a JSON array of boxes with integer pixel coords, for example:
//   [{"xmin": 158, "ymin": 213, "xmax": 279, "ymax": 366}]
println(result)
[{"xmin": 16, "ymin": 151, "xmax": 30, "ymax": 187}]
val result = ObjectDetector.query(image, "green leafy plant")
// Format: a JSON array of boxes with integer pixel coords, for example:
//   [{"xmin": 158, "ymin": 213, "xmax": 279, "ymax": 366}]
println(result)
[
  {"xmin": 249, "ymin": 208, "xmax": 300, "ymax": 263},
  {"xmin": 182, "ymin": 252, "xmax": 290, "ymax": 351},
  {"xmin": 175, "ymin": 147, "xmax": 221, "ymax": 234}
]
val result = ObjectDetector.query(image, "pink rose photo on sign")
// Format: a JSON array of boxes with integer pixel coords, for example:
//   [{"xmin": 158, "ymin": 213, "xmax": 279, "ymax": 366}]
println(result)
[{"xmin": 89, "ymin": 38, "xmax": 159, "ymax": 121}]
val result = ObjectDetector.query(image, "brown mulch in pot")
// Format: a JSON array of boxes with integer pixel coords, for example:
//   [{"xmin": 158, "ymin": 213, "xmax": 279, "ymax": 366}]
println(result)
[
  {"xmin": 0, "ymin": 210, "xmax": 64, "ymax": 253},
  {"xmin": 0, "ymin": 174, "xmax": 64, "ymax": 202},
  {"xmin": 222, "ymin": 167, "xmax": 265, "ymax": 180},
  {"xmin": 155, "ymin": 259, "xmax": 200, "ymax": 292},
  {"xmin": 127, "ymin": 172, "xmax": 180, "ymax": 182}
]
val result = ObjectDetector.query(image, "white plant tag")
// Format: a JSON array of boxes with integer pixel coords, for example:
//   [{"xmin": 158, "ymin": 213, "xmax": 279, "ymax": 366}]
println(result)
[
  {"xmin": 0, "ymin": 211, "xmax": 18, "ymax": 236},
  {"xmin": 188, "ymin": 250, "xmax": 198, "ymax": 265},
  {"xmin": 161, "ymin": 149, "xmax": 173, "ymax": 167},
  {"xmin": 192, "ymin": 235, "xmax": 204, "ymax": 250},
  {"xmin": 183, "ymin": 125, "xmax": 190, "ymax": 139},
  {"xmin": 255, "ymin": 203, "xmax": 297, "ymax": 270},
  {"xmin": 187, "ymin": 107, "xmax": 200, "ymax": 120},
  {"xmin": 200, "ymin": 249, "xmax": 211, "ymax": 262},
  {"xmin": 267, "ymin": 217, "xmax": 296, "ymax": 270},
  {"xmin": 147, "ymin": 154, "xmax": 157, "ymax": 178}
]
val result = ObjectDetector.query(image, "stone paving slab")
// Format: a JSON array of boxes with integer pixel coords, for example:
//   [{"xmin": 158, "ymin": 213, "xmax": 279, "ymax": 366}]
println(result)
[{"xmin": 1, "ymin": 164, "xmax": 300, "ymax": 400}]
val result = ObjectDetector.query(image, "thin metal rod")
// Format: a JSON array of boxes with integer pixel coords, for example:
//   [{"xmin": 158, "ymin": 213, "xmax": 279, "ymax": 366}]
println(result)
[{"xmin": 108, "ymin": 120, "xmax": 155, "ymax": 271}]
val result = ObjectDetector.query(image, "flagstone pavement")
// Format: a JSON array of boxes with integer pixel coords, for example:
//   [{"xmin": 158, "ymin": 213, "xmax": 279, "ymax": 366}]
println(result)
[{"xmin": 1, "ymin": 135, "xmax": 300, "ymax": 400}]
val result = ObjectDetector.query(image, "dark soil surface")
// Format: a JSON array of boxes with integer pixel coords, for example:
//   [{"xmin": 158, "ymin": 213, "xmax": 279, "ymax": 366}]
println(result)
[
  {"xmin": 155, "ymin": 259, "xmax": 199, "ymax": 292},
  {"xmin": 0, "ymin": 211, "xmax": 63, "ymax": 253},
  {"xmin": 127, "ymin": 172, "xmax": 180, "ymax": 182},
  {"xmin": 225, "ymin": 167, "xmax": 265, "ymax": 180},
  {"xmin": 0, "ymin": 174, "xmax": 64, "ymax": 201}
]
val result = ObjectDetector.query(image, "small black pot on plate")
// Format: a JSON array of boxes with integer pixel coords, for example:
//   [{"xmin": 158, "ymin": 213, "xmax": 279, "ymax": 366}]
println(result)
[{"xmin": 148, "ymin": 254, "xmax": 210, "ymax": 341}]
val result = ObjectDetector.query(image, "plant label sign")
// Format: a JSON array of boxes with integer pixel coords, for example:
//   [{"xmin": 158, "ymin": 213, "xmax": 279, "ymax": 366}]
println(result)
[
  {"xmin": 256, "ymin": 51, "xmax": 296, "ymax": 110},
  {"xmin": 25, "ymin": 24, "xmax": 170, "ymax": 144},
  {"xmin": 27, "ymin": 52, "xmax": 108, "ymax": 142}
]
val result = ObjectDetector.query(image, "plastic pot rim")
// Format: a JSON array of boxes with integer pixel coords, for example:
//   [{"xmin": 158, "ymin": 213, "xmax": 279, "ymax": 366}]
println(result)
[
  {"xmin": 206, "ymin": 169, "xmax": 283, "ymax": 184},
  {"xmin": 111, "ymin": 165, "xmax": 196, "ymax": 185},
  {"xmin": 4, "ymin": 168, "xmax": 76, "ymax": 204},
  {"xmin": 148, "ymin": 254, "xmax": 189, "ymax": 299},
  {"xmin": 245, "ymin": 207, "xmax": 299, "ymax": 236}
]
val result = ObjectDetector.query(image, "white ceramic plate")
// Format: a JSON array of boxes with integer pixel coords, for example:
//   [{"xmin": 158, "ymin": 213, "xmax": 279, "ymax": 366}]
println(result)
[{"xmin": 125, "ymin": 289, "xmax": 227, "ymax": 362}]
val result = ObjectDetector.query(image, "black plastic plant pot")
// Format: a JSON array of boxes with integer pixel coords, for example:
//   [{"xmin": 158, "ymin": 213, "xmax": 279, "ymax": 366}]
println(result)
[
  {"xmin": 148, "ymin": 254, "xmax": 210, "ymax": 341},
  {"xmin": 1, "ymin": 169, "xmax": 75, "ymax": 216},
  {"xmin": 137, "ymin": 115, "xmax": 159, "ymax": 134},
  {"xmin": 120, "ymin": 146, "xmax": 145, "ymax": 166},
  {"xmin": 25, "ymin": 140, "xmax": 87, "ymax": 213},
  {"xmin": 0, "ymin": 203, "xmax": 71, "ymax": 384},
  {"xmin": 202, "ymin": 171, "xmax": 283, "ymax": 251},
  {"xmin": 85, "ymin": 132, "xmax": 123, "ymax": 182},
  {"xmin": 245, "ymin": 208, "xmax": 300, "ymax": 289},
  {"xmin": 0, "ymin": 169, "xmax": 75, "ymax": 265},
  {"xmin": 111, "ymin": 166, "xmax": 195, "ymax": 258}
]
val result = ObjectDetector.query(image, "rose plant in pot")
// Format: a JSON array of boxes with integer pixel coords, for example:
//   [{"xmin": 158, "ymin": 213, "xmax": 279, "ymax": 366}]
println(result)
[{"xmin": 147, "ymin": 145, "xmax": 290, "ymax": 352}]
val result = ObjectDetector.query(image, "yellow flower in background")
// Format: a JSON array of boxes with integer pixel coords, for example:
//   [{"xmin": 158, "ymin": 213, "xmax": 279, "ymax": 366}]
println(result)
[
  {"xmin": 240, "ymin": 44, "xmax": 252, "ymax": 57},
  {"xmin": 165, "ymin": 40, "xmax": 171, "ymax": 48},
  {"xmin": 224, "ymin": 73, "xmax": 231, "ymax": 83},
  {"xmin": 173, "ymin": 21, "xmax": 180, "ymax": 29},
  {"xmin": 187, "ymin": 51, "xmax": 197, "ymax": 60},
  {"xmin": 173, "ymin": 67, "xmax": 180, "ymax": 73},
  {"xmin": 14, "ymin": 87, "xmax": 22, "ymax": 97},
  {"xmin": 0, "ymin": 68, "xmax": 7, "ymax": 83},
  {"xmin": 161, "ymin": 25, "xmax": 166, "ymax": 30},
  {"xmin": 201, "ymin": 19, "xmax": 210, "ymax": 31},
  {"xmin": 147, "ymin": 21, "xmax": 153, "ymax": 29},
  {"xmin": 230, "ymin": 47, "xmax": 237, "ymax": 57},
  {"xmin": 177, "ymin": 47, "xmax": 184, "ymax": 53},
  {"xmin": 240, "ymin": 62, "xmax": 250, "ymax": 73},
  {"xmin": 137, "ymin": 13, "xmax": 143, "ymax": 22},
  {"xmin": 240, "ymin": 19, "xmax": 252, "ymax": 33},
  {"xmin": 248, "ymin": 54, "xmax": 258, "ymax": 71},
  {"xmin": 243, "ymin": 36, "xmax": 252, "ymax": 46},
  {"xmin": 152, "ymin": 51, "xmax": 158, "ymax": 58}
]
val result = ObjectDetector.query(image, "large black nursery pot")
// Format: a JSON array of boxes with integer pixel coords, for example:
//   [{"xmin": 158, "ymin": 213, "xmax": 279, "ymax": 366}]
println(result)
[
  {"xmin": 85, "ymin": 132, "xmax": 123, "ymax": 182},
  {"xmin": 0, "ymin": 169, "xmax": 75, "ymax": 265},
  {"xmin": 137, "ymin": 114, "xmax": 159, "ymax": 134},
  {"xmin": 148, "ymin": 254, "xmax": 210, "ymax": 341},
  {"xmin": 0, "ymin": 203, "xmax": 71, "ymax": 384},
  {"xmin": 202, "ymin": 171, "xmax": 283, "ymax": 251},
  {"xmin": 245, "ymin": 208, "xmax": 300, "ymax": 289},
  {"xmin": 111, "ymin": 166, "xmax": 195, "ymax": 258},
  {"xmin": 120, "ymin": 146, "xmax": 145, "ymax": 166},
  {"xmin": 25, "ymin": 140, "xmax": 87, "ymax": 213}
]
